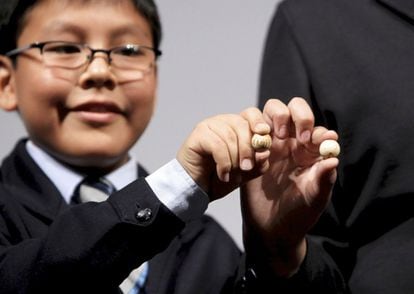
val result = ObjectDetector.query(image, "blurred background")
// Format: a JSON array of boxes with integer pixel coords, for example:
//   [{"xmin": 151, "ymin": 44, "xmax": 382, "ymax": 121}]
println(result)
[{"xmin": 0, "ymin": 0, "xmax": 281, "ymax": 249}]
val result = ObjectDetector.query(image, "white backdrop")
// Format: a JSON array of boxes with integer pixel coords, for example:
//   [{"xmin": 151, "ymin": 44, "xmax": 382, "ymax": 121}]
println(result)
[{"xmin": 0, "ymin": 0, "xmax": 281, "ymax": 249}]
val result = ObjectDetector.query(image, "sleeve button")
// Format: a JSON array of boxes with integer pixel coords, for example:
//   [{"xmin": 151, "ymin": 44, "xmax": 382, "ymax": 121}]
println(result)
[{"xmin": 136, "ymin": 208, "xmax": 152, "ymax": 222}]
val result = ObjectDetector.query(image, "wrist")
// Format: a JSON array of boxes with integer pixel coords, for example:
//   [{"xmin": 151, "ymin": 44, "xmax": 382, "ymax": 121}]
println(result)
[
  {"xmin": 269, "ymin": 238, "xmax": 307, "ymax": 278},
  {"xmin": 246, "ymin": 237, "xmax": 307, "ymax": 279},
  {"xmin": 176, "ymin": 153, "xmax": 210, "ymax": 193}
]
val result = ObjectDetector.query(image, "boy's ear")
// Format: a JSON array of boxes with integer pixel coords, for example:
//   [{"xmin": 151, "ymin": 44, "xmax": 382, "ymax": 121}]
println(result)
[{"xmin": 0, "ymin": 56, "xmax": 18, "ymax": 111}]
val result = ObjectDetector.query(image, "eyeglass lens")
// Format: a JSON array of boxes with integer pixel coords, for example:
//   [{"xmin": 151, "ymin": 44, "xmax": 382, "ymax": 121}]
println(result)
[{"xmin": 42, "ymin": 42, "xmax": 156, "ymax": 81}]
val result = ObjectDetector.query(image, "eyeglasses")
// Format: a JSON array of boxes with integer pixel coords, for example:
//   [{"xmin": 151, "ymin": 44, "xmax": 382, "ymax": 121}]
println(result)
[{"xmin": 6, "ymin": 41, "xmax": 162, "ymax": 81}]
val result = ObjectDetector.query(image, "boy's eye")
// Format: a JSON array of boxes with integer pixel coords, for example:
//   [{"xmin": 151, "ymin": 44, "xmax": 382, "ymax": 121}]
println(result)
[
  {"xmin": 115, "ymin": 45, "xmax": 144, "ymax": 57},
  {"xmin": 44, "ymin": 43, "xmax": 82, "ymax": 54}
]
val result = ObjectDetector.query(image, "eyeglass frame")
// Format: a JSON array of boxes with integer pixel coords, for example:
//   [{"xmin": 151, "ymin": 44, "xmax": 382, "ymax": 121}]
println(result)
[{"xmin": 5, "ymin": 40, "xmax": 162, "ymax": 70}]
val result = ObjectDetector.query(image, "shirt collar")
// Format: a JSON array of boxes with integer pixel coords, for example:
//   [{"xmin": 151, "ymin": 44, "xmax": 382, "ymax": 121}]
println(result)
[{"xmin": 26, "ymin": 141, "xmax": 138, "ymax": 203}]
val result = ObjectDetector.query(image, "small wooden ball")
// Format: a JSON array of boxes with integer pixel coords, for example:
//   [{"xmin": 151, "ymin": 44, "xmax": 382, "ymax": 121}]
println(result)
[
  {"xmin": 319, "ymin": 140, "xmax": 340, "ymax": 158},
  {"xmin": 251, "ymin": 134, "xmax": 272, "ymax": 150}
]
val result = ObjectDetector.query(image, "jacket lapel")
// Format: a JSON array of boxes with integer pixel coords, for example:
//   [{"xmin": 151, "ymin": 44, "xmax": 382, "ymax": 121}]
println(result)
[
  {"xmin": 1, "ymin": 139, "xmax": 152, "ymax": 224},
  {"xmin": 0, "ymin": 139, "xmax": 67, "ymax": 223},
  {"xmin": 377, "ymin": 0, "xmax": 414, "ymax": 23}
]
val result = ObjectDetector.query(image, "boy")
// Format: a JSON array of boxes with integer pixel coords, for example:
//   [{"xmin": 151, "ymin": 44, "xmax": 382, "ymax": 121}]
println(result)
[{"xmin": 0, "ymin": 0, "xmax": 339, "ymax": 293}]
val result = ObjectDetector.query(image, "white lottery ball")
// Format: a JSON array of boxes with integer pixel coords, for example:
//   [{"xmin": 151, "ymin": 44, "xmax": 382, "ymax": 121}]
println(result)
[{"xmin": 319, "ymin": 140, "xmax": 340, "ymax": 158}]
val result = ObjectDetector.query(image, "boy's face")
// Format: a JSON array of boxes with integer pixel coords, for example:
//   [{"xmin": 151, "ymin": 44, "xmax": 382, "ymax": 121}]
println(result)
[{"xmin": 0, "ymin": 0, "xmax": 157, "ymax": 171}]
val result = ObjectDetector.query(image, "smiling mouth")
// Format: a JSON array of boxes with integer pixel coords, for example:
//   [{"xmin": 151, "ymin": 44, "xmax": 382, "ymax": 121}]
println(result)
[
  {"xmin": 73, "ymin": 102, "xmax": 122, "ymax": 113},
  {"xmin": 72, "ymin": 102, "xmax": 123, "ymax": 124},
  {"xmin": 83, "ymin": 105, "xmax": 113, "ymax": 113}
]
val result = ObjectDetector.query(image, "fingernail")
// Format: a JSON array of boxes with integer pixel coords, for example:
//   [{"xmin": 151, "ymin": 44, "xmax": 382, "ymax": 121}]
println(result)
[
  {"xmin": 222, "ymin": 172, "xmax": 230, "ymax": 182},
  {"xmin": 256, "ymin": 123, "xmax": 270, "ymax": 134},
  {"xmin": 278, "ymin": 125, "xmax": 288, "ymax": 138},
  {"xmin": 241, "ymin": 159, "xmax": 253, "ymax": 171},
  {"xmin": 301, "ymin": 130, "xmax": 311, "ymax": 142}
]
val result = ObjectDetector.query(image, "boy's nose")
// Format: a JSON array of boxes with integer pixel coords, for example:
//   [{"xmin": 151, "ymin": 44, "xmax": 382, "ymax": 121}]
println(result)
[{"xmin": 78, "ymin": 54, "xmax": 116, "ymax": 90}]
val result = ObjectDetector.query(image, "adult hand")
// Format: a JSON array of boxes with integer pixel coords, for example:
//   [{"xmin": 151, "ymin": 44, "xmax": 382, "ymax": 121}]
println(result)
[{"xmin": 241, "ymin": 97, "xmax": 339, "ymax": 277}]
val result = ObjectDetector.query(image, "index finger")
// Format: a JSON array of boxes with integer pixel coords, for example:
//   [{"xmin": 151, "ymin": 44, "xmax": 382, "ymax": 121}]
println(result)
[
  {"xmin": 287, "ymin": 97, "xmax": 315, "ymax": 144},
  {"xmin": 262, "ymin": 98, "xmax": 291, "ymax": 139}
]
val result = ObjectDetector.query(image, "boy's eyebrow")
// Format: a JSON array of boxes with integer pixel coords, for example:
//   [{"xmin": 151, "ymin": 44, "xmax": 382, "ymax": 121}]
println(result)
[
  {"xmin": 42, "ymin": 21, "xmax": 86, "ymax": 37},
  {"xmin": 41, "ymin": 20, "xmax": 151, "ymax": 43},
  {"xmin": 110, "ymin": 26, "xmax": 152, "ymax": 43}
]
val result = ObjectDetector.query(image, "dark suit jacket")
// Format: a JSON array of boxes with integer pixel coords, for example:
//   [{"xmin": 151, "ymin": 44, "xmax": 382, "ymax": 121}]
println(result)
[
  {"xmin": 259, "ymin": 0, "xmax": 414, "ymax": 293},
  {"xmin": 0, "ymin": 140, "xmax": 243, "ymax": 293}
]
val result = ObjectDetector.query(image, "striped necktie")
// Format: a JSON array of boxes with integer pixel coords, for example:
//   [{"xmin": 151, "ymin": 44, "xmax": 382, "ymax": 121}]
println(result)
[
  {"xmin": 71, "ymin": 176, "xmax": 116, "ymax": 204},
  {"xmin": 71, "ymin": 177, "xmax": 149, "ymax": 293}
]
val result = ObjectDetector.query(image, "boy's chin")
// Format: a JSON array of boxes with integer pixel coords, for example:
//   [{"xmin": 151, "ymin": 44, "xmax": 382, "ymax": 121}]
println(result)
[
  {"xmin": 54, "ymin": 152, "xmax": 130, "ymax": 174},
  {"xmin": 32, "ymin": 138, "xmax": 134, "ymax": 173}
]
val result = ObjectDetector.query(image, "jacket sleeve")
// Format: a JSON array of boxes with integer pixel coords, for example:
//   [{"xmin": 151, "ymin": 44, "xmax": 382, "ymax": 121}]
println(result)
[
  {"xmin": 257, "ymin": 3, "xmax": 348, "ymax": 293},
  {"xmin": 0, "ymin": 178, "xmax": 185, "ymax": 293}
]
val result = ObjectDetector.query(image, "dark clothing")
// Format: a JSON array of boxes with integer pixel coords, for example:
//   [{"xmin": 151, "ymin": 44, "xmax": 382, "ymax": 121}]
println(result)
[
  {"xmin": 259, "ymin": 0, "xmax": 414, "ymax": 293},
  {"xmin": 0, "ymin": 140, "xmax": 242, "ymax": 293}
]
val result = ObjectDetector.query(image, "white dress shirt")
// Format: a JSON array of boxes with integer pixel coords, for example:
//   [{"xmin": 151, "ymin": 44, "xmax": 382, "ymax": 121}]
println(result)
[{"xmin": 26, "ymin": 140, "xmax": 209, "ymax": 222}]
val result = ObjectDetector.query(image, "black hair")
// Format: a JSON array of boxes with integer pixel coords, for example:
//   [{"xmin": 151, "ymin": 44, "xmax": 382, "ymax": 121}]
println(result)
[{"xmin": 0, "ymin": 0, "xmax": 162, "ymax": 54}]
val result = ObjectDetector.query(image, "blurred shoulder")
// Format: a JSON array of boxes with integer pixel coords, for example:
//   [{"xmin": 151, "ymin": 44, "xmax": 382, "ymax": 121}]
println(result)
[
  {"xmin": 276, "ymin": 0, "xmax": 361, "ymax": 19},
  {"xmin": 270, "ymin": 0, "xmax": 370, "ymax": 35}
]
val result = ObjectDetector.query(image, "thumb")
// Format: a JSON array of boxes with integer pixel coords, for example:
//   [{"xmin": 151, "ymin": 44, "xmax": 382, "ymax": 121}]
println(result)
[{"xmin": 311, "ymin": 158, "xmax": 339, "ymax": 210}]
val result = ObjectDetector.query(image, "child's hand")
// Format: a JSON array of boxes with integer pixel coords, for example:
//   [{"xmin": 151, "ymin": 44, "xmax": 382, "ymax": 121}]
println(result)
[
  {"xmin": 177, "ymin": 108, "xmax": 271, "ymax": 201},
  {"xmin": 241, "ymin": 97, "xmax": 340, "ymax": 277}
]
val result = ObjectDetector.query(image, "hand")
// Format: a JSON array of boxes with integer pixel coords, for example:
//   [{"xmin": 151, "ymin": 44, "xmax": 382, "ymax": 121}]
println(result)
[
  {"xmin": 241, "ymin": 97, "xmax": 339, "ymax": 277},
  {"xmin": 177, "ymin": 109, "xmax": 271, "ymax": 201}
]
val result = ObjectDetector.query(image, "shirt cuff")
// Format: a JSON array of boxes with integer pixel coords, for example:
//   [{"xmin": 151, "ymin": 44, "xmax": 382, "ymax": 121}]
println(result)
[{"xmin": 145, "ymin": 159, "xmax": 209, "ymax": 222}]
